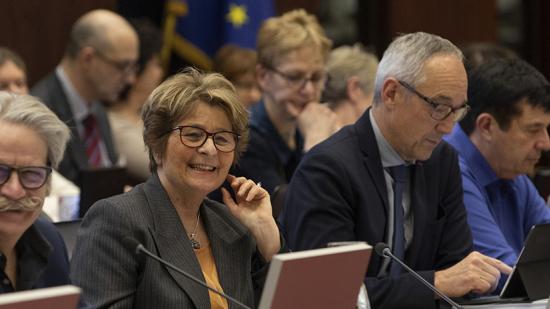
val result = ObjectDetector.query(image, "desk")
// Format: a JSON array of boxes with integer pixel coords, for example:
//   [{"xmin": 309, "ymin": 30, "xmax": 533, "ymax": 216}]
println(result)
[{"xmin": 463, "ymin": 299, "xmax": 548, "ymax": 308}]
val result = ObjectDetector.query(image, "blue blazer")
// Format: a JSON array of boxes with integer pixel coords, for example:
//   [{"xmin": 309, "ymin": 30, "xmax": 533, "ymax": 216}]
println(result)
[{"xmin": 280, "ymin": 110, "xmax": 473, "ymax": 309}]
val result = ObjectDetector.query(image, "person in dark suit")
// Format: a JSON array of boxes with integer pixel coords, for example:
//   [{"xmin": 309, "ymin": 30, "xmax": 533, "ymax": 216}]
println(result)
[
  {"xmin": 71, "ymin": 69, "xmax": 283, "ymax": 308},
  {"xmin": 0, "ymin": 92, "xmax": 72, "ymax": 292},
  {"xmin": 31, "ymin": 9, "xmax": 139, "ymax": 185},
  {"xmin": 279, "ymin": 32, "xmax": 513, "ymax": 308}
]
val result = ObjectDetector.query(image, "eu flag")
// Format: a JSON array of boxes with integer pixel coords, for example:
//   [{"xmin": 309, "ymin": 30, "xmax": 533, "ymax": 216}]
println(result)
[{"xmin": 163, "ymin": 0, "xmax": 274, "ymax": 70}]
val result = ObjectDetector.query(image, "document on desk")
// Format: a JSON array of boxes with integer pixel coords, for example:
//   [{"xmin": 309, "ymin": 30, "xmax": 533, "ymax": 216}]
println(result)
[{"xmin": 463, "ymin": 299, "xmax": 548, "ymax": 309}]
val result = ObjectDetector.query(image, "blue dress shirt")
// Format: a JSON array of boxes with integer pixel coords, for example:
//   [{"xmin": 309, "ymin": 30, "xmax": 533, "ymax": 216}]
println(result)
[{"xmin": 445, "ymin": 125, "xmax": 550, "ymax": 291}]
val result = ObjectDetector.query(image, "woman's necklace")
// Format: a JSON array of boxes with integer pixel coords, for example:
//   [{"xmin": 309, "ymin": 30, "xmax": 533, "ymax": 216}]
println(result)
[{"xmin": 189, "ymin": 211, "xmax": 201, "ymax": 250}]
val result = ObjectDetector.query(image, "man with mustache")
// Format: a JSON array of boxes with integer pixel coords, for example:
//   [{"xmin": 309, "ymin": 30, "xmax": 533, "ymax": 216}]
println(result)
[
  {"xmin": 444, "ymin": 57, "xmax": 550, "ymax": 292},
  {"xmin": 280, "ymin": 32, "xmax": 512, "ymax": 308},
  {"xmin": 0, "ymin": 92, "xmax": 71, "ymax": 292}
]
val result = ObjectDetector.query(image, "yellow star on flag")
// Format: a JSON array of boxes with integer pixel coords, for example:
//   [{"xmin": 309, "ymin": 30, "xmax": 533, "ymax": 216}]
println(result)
[{"xmin": 226, "ymin": 3, "xmax": 249, "ymax": 28}]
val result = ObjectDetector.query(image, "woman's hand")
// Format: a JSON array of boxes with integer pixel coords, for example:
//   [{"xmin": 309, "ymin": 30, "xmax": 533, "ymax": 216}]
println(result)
[{"xmin": 221, "ymin": 174, "xmax": 281, "ymax": 261}]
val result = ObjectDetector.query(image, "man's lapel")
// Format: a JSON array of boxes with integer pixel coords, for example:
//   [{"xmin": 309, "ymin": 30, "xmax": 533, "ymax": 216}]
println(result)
[{"xmin": 356, "ymin": 111, "xmax": 390, "ymax": 211}]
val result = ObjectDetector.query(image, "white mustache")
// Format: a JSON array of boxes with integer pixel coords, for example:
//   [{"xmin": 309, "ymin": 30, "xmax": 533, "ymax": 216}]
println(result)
[{"xmin": 0, "ymin": 196, "xmax": 43, "ymax": 212}]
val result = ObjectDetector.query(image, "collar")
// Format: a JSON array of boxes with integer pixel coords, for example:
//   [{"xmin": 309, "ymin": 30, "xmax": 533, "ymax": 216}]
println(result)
[
  {"xmin": 370, "ymin": 109, "xmax": 407, "ymax": 168},
  {"xmin": 445, "ymin": 125, "xmax": 500, "ymax": 187},
  {"xmin": 14, "ymin": 220, "xmax": 53, "ymax": 290},
  {"xmin": 55, "ymin": 66, "xmax": 95, "ymax": 123}
]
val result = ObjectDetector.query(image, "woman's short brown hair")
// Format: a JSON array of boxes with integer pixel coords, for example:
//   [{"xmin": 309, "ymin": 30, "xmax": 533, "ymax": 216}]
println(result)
[
  {"xmin": 213, "ymin": 44, "xmax": 257, "ymax": 82},
  {"xmin": 142, "ymin": 68, "xmax": 249, "ymax": 172}
]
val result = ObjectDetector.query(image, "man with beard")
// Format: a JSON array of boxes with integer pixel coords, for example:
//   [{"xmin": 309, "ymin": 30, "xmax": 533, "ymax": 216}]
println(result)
[
  {"xmin": 32, "ymin": 9, "xmax": 139, "ymax": 185},
  {"xmin": 0, "ymin": 92, "xmax": 71, "ymax": 292}
]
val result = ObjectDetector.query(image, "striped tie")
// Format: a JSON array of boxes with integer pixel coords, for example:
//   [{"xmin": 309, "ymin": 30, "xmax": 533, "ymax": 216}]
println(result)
[{"xmin": 83, "ymin": 114, "xmax": 102, "ymax": 168}]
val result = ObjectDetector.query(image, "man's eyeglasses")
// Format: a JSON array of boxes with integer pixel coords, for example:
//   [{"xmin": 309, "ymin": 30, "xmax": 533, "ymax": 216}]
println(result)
[
  {"xmin": 266, "ymin": 65, "xmax": 327, "ymax": 89},
  {"xmin": 398, "ymin": 80, "xmax": 470, "ymax": 122},
  {"xmin": 0, "ymin": 164, "xmax": 52, "ymax": 189},
  {"xmin": 166, "ymin": 126, "xmax": 240, "ymax": 153},
  {"xmin": 94, "ymin": 49, "xmax": 138, "ymax": 75}
]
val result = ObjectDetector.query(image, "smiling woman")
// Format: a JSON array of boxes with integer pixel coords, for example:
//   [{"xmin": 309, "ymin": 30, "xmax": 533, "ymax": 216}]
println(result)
[{"xmin": 71, "ymin": 68, "xmax": 285, "ymax": 309}]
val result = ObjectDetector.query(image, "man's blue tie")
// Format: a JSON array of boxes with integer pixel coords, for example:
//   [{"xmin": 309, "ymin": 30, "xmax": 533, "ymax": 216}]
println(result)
[{"xmin": 388, "ymin": 165, "xmax": 407, "ymax": 276}]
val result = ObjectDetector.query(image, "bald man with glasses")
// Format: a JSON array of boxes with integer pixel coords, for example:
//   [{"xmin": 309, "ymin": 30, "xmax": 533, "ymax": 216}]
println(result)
[
  {"xmin": 280, "ymin": 32, "xmax": 512, "ymax": 308},
  {"xmin": 31, "ymin": 9, "xmax": 138, "ymax": 186}
]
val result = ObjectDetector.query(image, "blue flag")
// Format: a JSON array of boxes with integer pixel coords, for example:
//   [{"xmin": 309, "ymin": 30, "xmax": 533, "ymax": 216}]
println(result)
[{"xmin": 163, "ymin": 0, "xmax": 274, "ymax": 70}]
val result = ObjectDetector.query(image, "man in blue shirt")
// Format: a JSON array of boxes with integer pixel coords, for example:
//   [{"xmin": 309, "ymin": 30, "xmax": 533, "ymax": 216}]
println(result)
[{"xmin": 445, "ymin": 57, "xmax": 550, "ymax": 291}]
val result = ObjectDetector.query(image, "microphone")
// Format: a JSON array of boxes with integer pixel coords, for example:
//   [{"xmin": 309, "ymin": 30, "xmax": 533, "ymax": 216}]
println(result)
[
  {"xmin": 123, "ymin": 238, "xmax": 251, "ymax": 309},
  {"xmin": 374, "ymin": 242, "xmax": 462, "ymax": 309}
]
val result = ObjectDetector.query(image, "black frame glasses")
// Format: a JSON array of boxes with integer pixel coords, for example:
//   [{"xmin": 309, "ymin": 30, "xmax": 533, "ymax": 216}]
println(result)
[
  {"xmin": 0, "ymin": 164, "xmax": 52, "ymax": 189},
  {"xmin": 265, "ymin": 65, "xmax": 327, "ymax": 89},
  {"xmin": 398, "ymin": 80, "xmax": 470, "ymax": 122},
  {"xmin": 167, "ymin": 126, "xmax": 240, "ymax": 153},
  {"xmin": 94, "ymin": 49, "xmax": 138, "ymax": 75}
]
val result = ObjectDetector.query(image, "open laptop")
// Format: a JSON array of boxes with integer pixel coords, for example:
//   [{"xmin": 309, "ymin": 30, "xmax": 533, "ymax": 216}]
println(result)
[
  {"xmin": 0, "ymin": 285, "xmax": 80, "ymax": 309},
  {"xmin": 258, "ymin": 242, "xmax": 371, "ymax": 309},
  {"xmin": 459, "ymin": 223, "xmax": 550, "ymax": 305}
]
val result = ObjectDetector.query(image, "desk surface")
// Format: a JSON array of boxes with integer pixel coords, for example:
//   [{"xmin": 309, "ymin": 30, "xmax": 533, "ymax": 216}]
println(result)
[{"xmin": 463, "ymin": 299, "xmax": 547, "ymax": 309}]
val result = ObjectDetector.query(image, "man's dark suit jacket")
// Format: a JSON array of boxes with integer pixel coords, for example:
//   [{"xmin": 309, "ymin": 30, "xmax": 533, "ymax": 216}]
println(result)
[
  {"xmin": 279, "ymin": 111, "xmax": 473, "ymax": 309},
  {"xmin": 71, "ymin": 174, "xmax": 272, "ymax": 309},
  {"xmin": 31, "ymin": 72, "xmax": 118, "ymax": 185}
]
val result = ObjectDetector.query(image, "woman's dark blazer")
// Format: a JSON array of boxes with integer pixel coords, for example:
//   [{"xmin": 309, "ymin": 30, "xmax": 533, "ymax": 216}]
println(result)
[{"xmin": 71, "ymin": 174, "xmax": 271, "ymax": 308}]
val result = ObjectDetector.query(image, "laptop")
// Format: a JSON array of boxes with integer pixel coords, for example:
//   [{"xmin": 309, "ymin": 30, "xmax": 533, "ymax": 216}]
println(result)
[
  {"xmin": 258, "ymin": 242, "xmax": 371, "ymax": 309},
  {"xmin": 459, "ymin": 223, "xmax": 550, "ymax": 305},
  {"xmin": 0, "ymin": 285, "xmax": 80, "ymax": 309}
]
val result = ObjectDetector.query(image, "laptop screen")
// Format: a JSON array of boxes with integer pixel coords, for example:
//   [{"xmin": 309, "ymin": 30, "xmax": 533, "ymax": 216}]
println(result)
[
  {"xmin": 259, "ymin": 243, "xmax": 371, "ymax": 309},
  {"xmin": 500, "ymin": 223, "xmax": 550, "ymax": 300}
]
